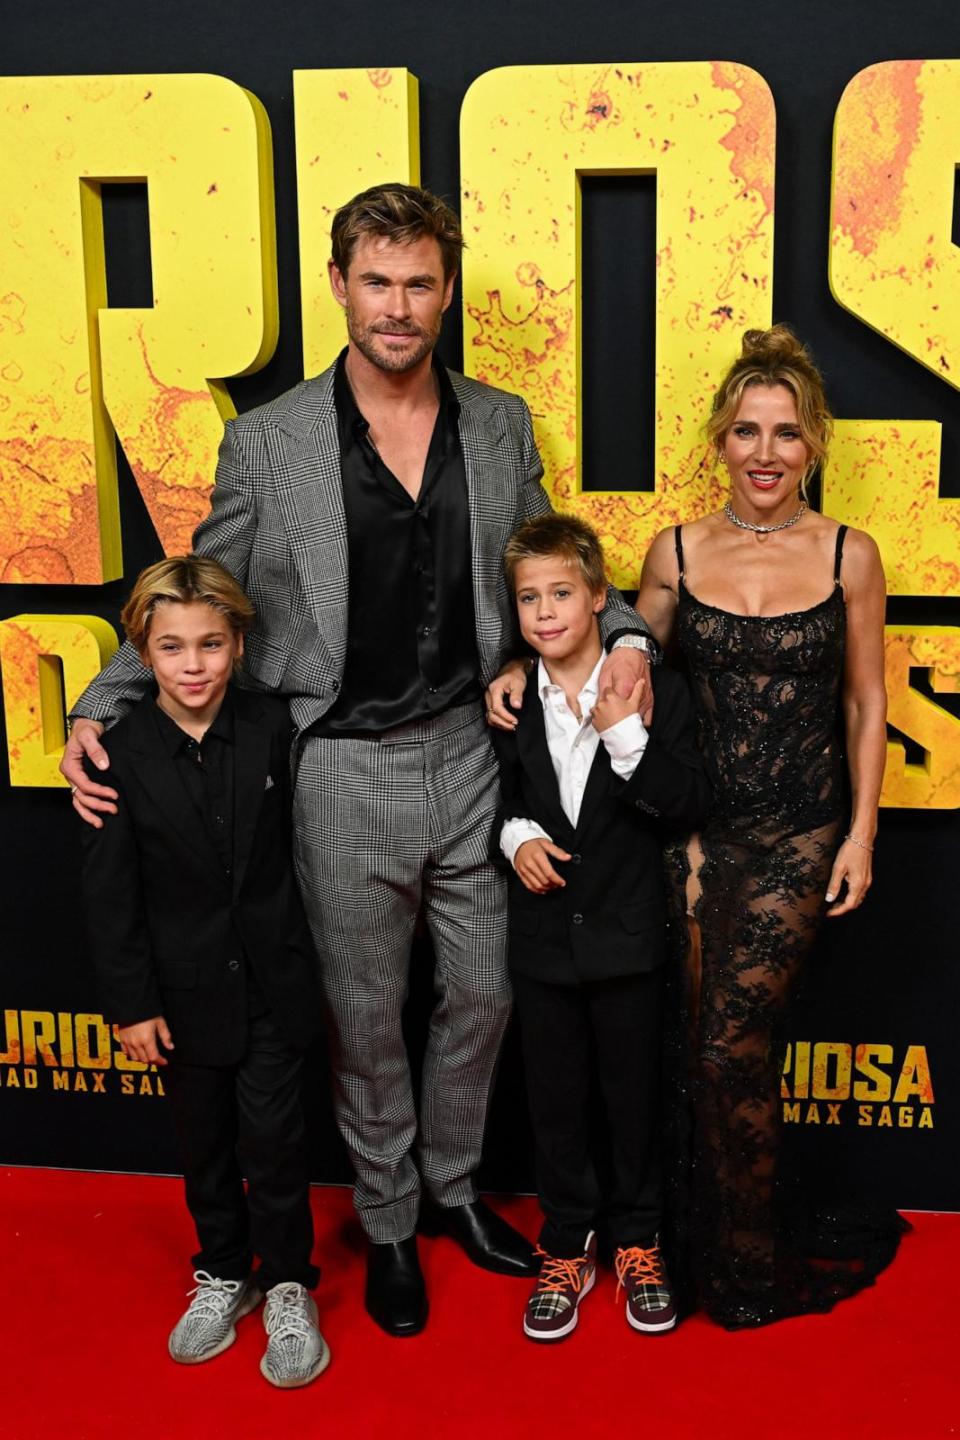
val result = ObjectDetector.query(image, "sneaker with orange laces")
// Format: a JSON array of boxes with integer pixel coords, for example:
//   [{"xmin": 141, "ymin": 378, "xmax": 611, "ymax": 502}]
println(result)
[
  {"xmin": 615, "ymin": 1239, "xmax": 677, "ymax": 1333},
  {"xmin": 522, "ymin": 1231, "xmax": 597, "ymax": 1342}
]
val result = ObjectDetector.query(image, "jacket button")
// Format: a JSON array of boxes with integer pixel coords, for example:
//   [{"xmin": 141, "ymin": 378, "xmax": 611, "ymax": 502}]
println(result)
[
  {"xmin": 228, "ymin": 959, "xmax": 240, "ymax": 971},
  {"xmin": 571, "ymin": 853, "xmax": 582, "ymax": 865},
  {"xmin": 572, "ymin": 912, "xmax": 583, "ymax": 925}
]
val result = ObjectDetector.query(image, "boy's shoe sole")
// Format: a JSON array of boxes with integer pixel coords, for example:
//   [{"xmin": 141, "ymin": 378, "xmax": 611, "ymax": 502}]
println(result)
[{"xmin": 625, "ymin": 1305, "xmax": 677, "ymax": 1334}]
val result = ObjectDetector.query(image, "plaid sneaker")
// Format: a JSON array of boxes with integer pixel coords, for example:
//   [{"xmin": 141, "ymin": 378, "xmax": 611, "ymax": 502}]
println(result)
[
  {"xmin": 614, "ymin": 1240, "xmax": 677, "ymax": 1333},
  {"xmin": 168, "ymin": 1271, "xmax": 260, "ymax": 1363},
  {"xmin": 522, "ymin": 1232, "xmax": 597, "ymax": 1342},
  {"xmin": 260, "ymin": 1282, "xmax": 330, "ymax": 1388}
]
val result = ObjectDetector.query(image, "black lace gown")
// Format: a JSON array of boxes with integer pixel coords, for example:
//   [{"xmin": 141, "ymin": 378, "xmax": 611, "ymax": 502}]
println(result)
[{"xmin": 664, "ymin": 523, "xmax": 905, "ymax": 1328}]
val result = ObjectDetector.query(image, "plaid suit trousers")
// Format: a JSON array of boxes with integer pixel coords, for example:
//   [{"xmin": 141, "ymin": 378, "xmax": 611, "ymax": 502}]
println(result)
[{"xmin": 293, "ymin": 703, "xmax": 510, "ymax": 1243}]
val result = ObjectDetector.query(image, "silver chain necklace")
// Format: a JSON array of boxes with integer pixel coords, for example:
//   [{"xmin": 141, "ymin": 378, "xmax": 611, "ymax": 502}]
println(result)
[{"xmin": 723, "ymin": 500, "xmax": 806, "ymax": 534}]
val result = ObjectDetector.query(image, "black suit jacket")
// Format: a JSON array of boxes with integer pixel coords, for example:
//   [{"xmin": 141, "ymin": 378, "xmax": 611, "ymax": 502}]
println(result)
[
  {"xmin": 491, "ymin": 666, "xmax": 711, "ymax": 985},
  {"xmin": 80, "ymin": 687, "xmax": 319, "ymax": 1065}
]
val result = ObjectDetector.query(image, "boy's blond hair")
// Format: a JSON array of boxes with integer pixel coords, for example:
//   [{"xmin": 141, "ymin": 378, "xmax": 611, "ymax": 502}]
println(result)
[
  {"xmin": 503, "ymin": 512, "xmax": 607, "ymax": 594},
  {"xmin": 121, "ymin": 555, "xmax": 255, "ymax": 653}
]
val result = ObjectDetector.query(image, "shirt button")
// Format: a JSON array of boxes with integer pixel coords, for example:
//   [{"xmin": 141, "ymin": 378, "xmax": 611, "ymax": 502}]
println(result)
[
  {"xmin": 332, "ymin": 679, "xmax": 340, "ymax": 691},
  {"xmin": 571, "ymin": 853, "xmax": 582, "ymax": 865},
  {"xmin": 572, "ymin": 913, "xmax": 584, "ymax": 925},
  {"xmin": 228, "ymin": 959, "xmax": 240, "ymax": 971}
]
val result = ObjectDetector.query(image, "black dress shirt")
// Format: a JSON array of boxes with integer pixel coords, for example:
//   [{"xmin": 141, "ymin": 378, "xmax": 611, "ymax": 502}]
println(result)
[
  {"xmin": 316, "ymin": 351, "xmax": 481, "ymax": 734},
  {"xmin": 151, "ymin": 691, "xmax": 269, "ymax": 1017},
  {"xmin": 152, "ymin": 692, "xmax": 236, "ymax": 879}
]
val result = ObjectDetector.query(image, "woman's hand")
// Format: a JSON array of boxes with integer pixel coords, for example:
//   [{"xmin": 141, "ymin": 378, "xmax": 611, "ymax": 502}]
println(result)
[{"xmin": 825, "ymin": 837, "xmax": 873, "ymax": 917}]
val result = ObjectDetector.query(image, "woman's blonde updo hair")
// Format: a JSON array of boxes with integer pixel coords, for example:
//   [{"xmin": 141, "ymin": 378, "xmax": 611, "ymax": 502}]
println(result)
[{"xmin": 707, "ymin": 325, "xmax": 833, "ymax": 500}]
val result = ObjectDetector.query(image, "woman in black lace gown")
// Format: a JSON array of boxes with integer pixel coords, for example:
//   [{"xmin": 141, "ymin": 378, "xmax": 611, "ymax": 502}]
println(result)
[{"xmin": 636, "ymin": 326, "xmax": 904, "ymax": 1327}]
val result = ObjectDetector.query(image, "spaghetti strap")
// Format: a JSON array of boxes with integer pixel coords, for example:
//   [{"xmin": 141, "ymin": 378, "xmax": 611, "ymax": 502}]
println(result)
[
  {"xmin": 675, "ymin": 524, "xmax": 685, "ymax": 580},
  {"xmin": 834, "ymin": 524, "xmax": 848, "ymax": 583}
]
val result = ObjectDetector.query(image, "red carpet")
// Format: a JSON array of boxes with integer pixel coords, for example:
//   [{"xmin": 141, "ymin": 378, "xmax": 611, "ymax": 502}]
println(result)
[{"xmin": 1, "ymin": 1167, "xmax": 954, "ymax": 1440}]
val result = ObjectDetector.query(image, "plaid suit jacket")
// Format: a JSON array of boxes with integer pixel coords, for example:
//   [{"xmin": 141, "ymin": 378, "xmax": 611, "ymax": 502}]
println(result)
[{"xmin": 74, "ymin": 361, "xmax": 650, "ymax": 733}]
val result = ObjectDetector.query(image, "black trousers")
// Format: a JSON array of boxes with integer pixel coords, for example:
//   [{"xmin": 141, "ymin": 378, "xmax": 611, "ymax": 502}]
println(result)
[
  {"xmin": 513, "ymin": 968, "xmax": 664, "ymax": 1258},
  {"xmin": 163, "ymin": 1006, "xmax": 318, "ymax": 1292}
]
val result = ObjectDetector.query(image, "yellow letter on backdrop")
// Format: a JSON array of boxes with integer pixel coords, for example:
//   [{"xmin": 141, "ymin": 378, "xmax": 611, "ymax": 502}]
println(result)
[
  {"xmin": 829, "ymin": 61, "xmax": 960, "ymax": 597},
  {"xmin": 460, "ymin": 63, "xmax": 775, "ymax": 587},
  {"xmin": 0, "ymin": 615, "xmax": 118, "ymax": 786},
  {"xmin": 882, "ymin": 627, "xmax": 960, "ymax": 809},
  {"xmin": 294, "ymin": 69, "xmax": 419, "ymax": 378},
  {"xmin": 0, "ymin": 74, "xmax": 277, "ymax": 584}
]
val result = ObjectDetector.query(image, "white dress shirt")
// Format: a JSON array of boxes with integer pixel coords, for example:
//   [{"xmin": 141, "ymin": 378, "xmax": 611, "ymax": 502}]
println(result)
[{"xmin": 500, "ymin": 655, "xmax": 649, "ymax": 867}]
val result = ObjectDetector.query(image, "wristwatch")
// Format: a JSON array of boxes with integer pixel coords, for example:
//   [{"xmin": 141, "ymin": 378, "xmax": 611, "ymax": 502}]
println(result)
[{"xmin": 611, "ymin": 634, "xmax": 654, "ymax": 654}]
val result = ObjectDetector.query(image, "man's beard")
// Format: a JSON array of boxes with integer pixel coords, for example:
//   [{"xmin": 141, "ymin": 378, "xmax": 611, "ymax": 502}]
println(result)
[{"xmin": 345, "ymin": 305, "xmax": 439, "ymax": 374}]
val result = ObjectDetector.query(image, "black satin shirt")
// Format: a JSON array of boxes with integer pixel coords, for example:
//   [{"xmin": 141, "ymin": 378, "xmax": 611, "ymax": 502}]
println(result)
[{"xmin": 316, "ymin": 351, "xmax": 481, "ymax": 734}]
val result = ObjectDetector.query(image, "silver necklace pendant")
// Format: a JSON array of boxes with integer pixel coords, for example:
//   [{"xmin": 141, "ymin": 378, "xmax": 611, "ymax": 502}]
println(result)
[{"xmin": 724, "ymin": 500, "xmax": 806, "ymax": 534}]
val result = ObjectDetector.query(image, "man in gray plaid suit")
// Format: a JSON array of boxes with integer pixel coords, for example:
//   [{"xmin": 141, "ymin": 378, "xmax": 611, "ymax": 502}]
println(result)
[{"xmin": 63, "ymin": 184, "xmax": 655, "ymax": 1337}]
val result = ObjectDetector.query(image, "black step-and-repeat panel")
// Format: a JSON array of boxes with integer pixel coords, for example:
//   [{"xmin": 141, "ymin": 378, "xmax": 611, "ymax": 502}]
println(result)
[{"xmin": 1, "ymin": 0, "xmax": 957, "ymax": 1210}]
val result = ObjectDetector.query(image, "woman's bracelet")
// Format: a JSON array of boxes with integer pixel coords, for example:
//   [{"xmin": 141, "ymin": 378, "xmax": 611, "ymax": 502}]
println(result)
[{"xmin": 844, "ymin": 832, "xmax": 874, "ymax": 852}]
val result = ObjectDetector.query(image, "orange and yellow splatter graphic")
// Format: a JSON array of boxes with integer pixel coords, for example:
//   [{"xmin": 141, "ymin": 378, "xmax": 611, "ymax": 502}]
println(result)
[
  {"xmin": 0, "ymin": 62, "xmax": 958, "ymax": 805},
  {"xmin": 0, "ymin": 614, "xmax": 117, "ymax": 784},
  {"xmin": 829, "ymin": 61, "xmax": 960, "ymax": 599},
  {"xmin": 460, "ymin": 62, "xmax": 776, "ymax": 586},
  {"xmin": 0, "ymin": 73, "xmax": 277, "ymax": 582},
  {"xmin": 295, "ymin": 69, "xmax": 419, "ymax": 377}
]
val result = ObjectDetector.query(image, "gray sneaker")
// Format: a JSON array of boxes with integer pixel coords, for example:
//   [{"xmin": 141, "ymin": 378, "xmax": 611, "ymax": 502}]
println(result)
[
  {"xmin": 168, "ymin": 1271, "xmax": 260, "ymax": 1364},
  {"xmin": 260, "ymin": 1282, "xmax": 330, "ymax": 1388}
]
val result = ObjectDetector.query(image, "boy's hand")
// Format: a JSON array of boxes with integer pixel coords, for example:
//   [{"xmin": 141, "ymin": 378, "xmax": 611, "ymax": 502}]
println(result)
[
  {"xmin": 514, "ymin": 838, "xmax": 571, "ymax": 893},
  {"xmin": 591, "ymin": 679, "xmax": 646, "ymax": 736},
  {"xmin": 117, "ymin": 1016, "xmax": 174, "ymax": 1067},
  {"xmin": 598, "ymin": 648, "xmax": 653, "ymax": 723}
]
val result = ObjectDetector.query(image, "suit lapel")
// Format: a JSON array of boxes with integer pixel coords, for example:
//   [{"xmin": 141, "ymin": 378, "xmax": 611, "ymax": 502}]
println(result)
[
  {"xmin": 572, "ymin": 743, "xmax": 613, "ymax": 844},
  {"xmin": 231, "ymin": 692, "xmax": 270, "ymax": 900},
  {"xmin": 516, "ymin": 684, "xmax": 575, "ymax": 846},
  {"xmin": 271, "ymin": 365, "xmax": 349, "ymax": 676},
  {"xmin": 125, "ymin": 702, "xmax": 227, "ymax": 883},
  {"xmin": 453, "ymin": 373, "xmax": 517, "ymax": 683}
]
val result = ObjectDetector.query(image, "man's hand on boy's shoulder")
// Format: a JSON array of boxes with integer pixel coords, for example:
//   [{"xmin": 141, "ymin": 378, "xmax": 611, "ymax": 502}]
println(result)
[
  {"xmin": 514, "ymin": 838, "xmax": 572, "ymax": 894},
  {"xmin": 117, "ymin": 1016, "xmax": 174, "ymax": 1067},
  {"xmin": 62, "ymin": 718, "xmax": 118, "ymax": 828}
]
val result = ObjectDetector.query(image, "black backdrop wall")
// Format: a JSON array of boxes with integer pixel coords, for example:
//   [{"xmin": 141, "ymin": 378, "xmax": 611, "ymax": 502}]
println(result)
[{"xmin": 1, "ymin": 0, "xmax": 957, "ymax": 1210}]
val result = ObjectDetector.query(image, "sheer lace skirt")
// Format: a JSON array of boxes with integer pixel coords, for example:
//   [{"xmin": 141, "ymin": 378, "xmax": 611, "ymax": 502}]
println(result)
[{"xmin": 663, "ymin": 821, "xmax": 906, "ymax": 1328}]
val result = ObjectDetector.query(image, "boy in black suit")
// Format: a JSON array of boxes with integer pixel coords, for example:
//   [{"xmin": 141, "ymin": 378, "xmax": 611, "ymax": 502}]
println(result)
[
  {"xmin": 493, "ymin": 514, "xmax": 710, "ymax": 1342},
  {"xmin": 80, "ymin": 556, "xmax": 327, "ymax": 1387}
]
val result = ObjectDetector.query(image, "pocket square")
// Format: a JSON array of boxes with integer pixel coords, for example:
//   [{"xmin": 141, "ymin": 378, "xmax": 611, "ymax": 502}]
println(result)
[{"xmin": 265, "ymin": 774, "xmax": 275, "ymax": 791}]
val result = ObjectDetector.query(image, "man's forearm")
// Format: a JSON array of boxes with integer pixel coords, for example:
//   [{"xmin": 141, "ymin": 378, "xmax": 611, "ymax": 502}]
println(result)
[
  {"xmin": 598, "ymin": 583, "xmax": 651, "ymax": 644},
  {"xmin": 69, "ymin": 636, "xmax": 152, "ymax": 725}
]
